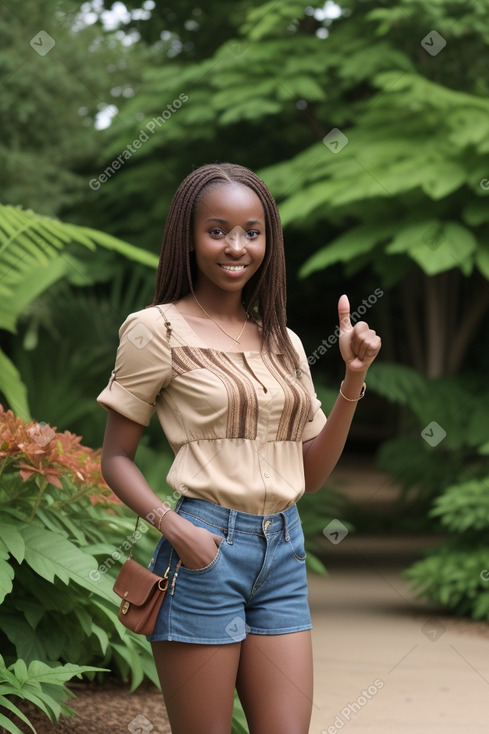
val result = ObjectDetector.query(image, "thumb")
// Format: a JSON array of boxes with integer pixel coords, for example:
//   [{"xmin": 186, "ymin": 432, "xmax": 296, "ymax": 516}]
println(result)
[{"xmin": 338, "ymin": 294, "xmax": 352, "ymax": 332}]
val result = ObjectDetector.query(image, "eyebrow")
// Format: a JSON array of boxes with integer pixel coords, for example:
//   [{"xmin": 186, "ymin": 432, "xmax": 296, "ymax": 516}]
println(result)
[{"xmin": 204, "ymin": 217, "xmax": 263, "ymax": 226}]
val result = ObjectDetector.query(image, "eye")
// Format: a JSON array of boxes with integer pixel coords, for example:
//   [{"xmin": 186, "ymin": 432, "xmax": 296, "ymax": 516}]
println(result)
[
  {"xmin": 209, "ymin": 228, "xmax": 225, "ymax": 237},
  {"xmin": 245, "ymin": 230, "xmax": 260, "ymax": 240}
]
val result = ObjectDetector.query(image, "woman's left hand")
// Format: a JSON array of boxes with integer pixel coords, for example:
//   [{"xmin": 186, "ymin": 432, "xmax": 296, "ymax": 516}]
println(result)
[{"xmin": 338, "ymin": 294, "xmax": 382, "ymax": 373}]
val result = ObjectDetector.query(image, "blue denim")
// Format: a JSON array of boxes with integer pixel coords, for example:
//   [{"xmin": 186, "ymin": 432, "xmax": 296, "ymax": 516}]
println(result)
[{"xmin": 147, "ymin": 496, "xmax": 312, "ymax": 644}]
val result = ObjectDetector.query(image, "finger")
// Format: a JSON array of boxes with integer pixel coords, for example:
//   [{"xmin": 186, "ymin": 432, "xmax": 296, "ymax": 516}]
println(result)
[
  {"xmin": 352, "ymin": 330, "xmax": 381, "ymax": 362},
  {"xmin": 350, "ymin": 323, "xmax": 370, "ymax": 358},
  {"xmin": 357, "ymin": 338, "xmax": 372, "ymax": 362},
  {"xmin": 349, "ymin": 336, "xmax": 367, "ymax": 362},
  {"xmin": 338, "ymin": 294, "xmax": 351, "ymax": 332},
  {"xmin": 368, "ymin": 334, "xmax": 382, "ymax": 358},
  {"xmin": 352, "ymin": 321, "xmax": 369, "ymax": 335}
]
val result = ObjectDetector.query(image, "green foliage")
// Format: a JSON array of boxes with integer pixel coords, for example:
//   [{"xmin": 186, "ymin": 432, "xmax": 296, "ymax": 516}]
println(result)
[
  {"xmin": 362, "ymin": 362, "xmax": 428, "ymax": 408},
  {"xmin": 405, "ymin": 544, "xmax": 489, "ymax": 618},
  {"xmin": 0, "ymin": 407, "xmax": 260, "ymax": 733},
  {"xmin": 232, "ymin": 691, "xmax": 250, "ymax": 734},
  {"xmin": 0, "ymin": 203, "xmax": 157, "ymax": 419},
  {"xmin": 96, "ymin": 0, "xmax": 247, "ymax": 58},
  {"xmin": 10, "ymin": 266, "xmax": 156, "ymax": 447},
  {"xmin": 2, "ymin": 6, "xmax": 488, "ymax": 725},
  {"xmin": 299, "ymin": 484, "xmax": 352, "ymax": 575},
  {"xmin": 370, "ymin": 363, "xmax": 489, "ymax": 503},
  {"xmin": 367, "ymin": 364, "xmax": 489, "ymax": 620},
  {"xmin": 0, "ymin": 407, "xmax": 161, "ymax": 730},
  {"xmin": 430, "ymin": 478, "xmax": 489, "ymax": 534},
  {"xmin": 0, "ymin": 0, "xmax": 142, "ymax": 216},
  {"xmin": 405, "ymin": 476, "xmax": 489, "ymax": 621},
  {"xmin": 74, "ymin": 0, "xmax": 489, "ymax": 383},
  {"xmin": 0, "ymin": 655, "xmax": 104, "ymax": 734}
]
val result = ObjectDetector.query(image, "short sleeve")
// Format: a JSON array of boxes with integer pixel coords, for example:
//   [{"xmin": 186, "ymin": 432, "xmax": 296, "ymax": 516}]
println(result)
[
  {"xmin": 287, "ymin": 328, "xmax": 327, "ymax": 442},
  {"xmin": 97, "ymin": 307, "xmax": 172, "ymax": 426}
]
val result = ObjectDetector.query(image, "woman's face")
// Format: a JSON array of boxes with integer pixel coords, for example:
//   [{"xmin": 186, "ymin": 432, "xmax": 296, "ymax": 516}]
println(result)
[{"xmin": 192, "ymin": 182, "xmax": 266, "ymax": 295}]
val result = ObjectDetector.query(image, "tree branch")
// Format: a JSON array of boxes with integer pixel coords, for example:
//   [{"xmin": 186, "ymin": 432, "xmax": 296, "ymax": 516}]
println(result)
[
  {"xmin": 448, "ymin": 277, "xmax": 489, "ymax": 375},
  {"xmin": 425, "ymin": 272, "xmax": 447, "ymax": 378},
  {"xmin": 401, "ymin": 270, "xmax": 425, "ymax": 374}
]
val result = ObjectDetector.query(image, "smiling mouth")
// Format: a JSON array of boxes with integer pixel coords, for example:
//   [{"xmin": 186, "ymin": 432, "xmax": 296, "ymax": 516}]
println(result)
[{"xmin": 219, "ymin": 264, "xmax": 247, "ymax": 271}]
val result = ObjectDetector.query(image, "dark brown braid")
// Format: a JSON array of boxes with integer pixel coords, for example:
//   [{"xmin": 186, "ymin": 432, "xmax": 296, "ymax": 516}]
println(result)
[{"xmin": 152, "ymin": 163, "xmax": 301, "ymax": 375}]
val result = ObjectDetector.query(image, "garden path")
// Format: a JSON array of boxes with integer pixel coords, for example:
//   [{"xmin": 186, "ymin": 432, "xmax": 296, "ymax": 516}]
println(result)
[{"xmin": 309, "ymin": 533, "xmax": 489, "ymax": 734}]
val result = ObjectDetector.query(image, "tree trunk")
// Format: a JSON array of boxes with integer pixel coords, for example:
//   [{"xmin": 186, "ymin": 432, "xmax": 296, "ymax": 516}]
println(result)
[{"xmin": 402, "ymin": 268, "xmax": 489, "ymax": 378}]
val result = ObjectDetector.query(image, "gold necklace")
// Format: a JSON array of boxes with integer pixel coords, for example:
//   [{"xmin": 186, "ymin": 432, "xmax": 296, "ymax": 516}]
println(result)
[{"xmin": 192, "ymin": 293, "xmax": 248, "ymax": 344}]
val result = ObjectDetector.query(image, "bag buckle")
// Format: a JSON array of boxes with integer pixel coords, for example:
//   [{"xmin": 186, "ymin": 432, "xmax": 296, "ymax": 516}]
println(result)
[
  {"xmin": 158, "ymin": 577, "xmax": 169, "ymax": 592},
  {"xmin": 121, "ymin": 600, "xmax": 130, "ymax": 615}
]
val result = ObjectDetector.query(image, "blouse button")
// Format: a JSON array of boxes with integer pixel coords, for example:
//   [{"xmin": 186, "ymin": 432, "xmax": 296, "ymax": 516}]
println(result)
[{"xmin": 264, "ymin": 472, "xmax": 270, "ymax": 478}]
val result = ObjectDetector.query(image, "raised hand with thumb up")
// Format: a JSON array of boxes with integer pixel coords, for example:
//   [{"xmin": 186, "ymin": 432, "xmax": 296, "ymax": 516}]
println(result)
[
  {"xmin": 301, "ymin": 294, "xmax": 382, "ymax": 490},
  {"xmin": 338, "ymin": 294, "xmax": 381, "ymax": 374}
]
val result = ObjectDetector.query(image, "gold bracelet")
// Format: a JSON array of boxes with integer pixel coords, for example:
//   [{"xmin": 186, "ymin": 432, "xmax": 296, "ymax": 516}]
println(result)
[
  {"xmin": 157, "ymin": 506, "xmax": 172, "ymax": 533},
  {"xmin": 339, "ymin": 380, "xmax": 366, "ymax": 402}
]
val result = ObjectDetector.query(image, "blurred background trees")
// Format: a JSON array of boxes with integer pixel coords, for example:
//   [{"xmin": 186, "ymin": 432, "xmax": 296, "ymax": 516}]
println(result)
[{"xmin": 1, "ymin": 0, "xmax": 489, "ymax": 727}]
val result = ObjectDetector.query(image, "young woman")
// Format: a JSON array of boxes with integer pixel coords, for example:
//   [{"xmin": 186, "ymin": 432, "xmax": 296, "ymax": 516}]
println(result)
[{"xmin": 98, "ymin": 162, "xmax": 381, "ymax": 734}]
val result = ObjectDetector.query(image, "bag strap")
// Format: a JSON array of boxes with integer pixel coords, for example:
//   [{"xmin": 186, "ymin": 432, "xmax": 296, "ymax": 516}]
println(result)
[
  {"xmin": 128, "ymin": 516, "xmax": 176, "ymax": 581},
  {"xmin": 128, "ymin": 517, "xmax": 140, "ymax": 559}
]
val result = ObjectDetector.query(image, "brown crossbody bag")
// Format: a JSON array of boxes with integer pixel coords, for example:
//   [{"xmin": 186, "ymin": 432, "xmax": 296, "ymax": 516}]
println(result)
[{"xmin": 113, "ymin": 517, "xmax": 180, "ymax": 636}]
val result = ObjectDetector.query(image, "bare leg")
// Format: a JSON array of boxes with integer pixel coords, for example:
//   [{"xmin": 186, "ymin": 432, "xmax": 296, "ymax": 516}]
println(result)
[
  {"xmin": 151, "ymin": 641, "xmax": 241, "ymax": 734},
  {"xmin": 236, "ymin": 631, "xmax": 313, "ymax": 734}
]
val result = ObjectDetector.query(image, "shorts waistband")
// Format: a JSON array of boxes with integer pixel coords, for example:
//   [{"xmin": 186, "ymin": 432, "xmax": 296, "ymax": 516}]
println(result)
[{"xmin": 174, "ymin": 496, "xmax": 300, "ymax": 542}]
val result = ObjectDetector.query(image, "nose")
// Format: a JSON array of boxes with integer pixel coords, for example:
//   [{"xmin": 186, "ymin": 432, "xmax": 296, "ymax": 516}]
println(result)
[{"xmin": 224, "ymin": 226, "xmax": 248, "ymax": 254}]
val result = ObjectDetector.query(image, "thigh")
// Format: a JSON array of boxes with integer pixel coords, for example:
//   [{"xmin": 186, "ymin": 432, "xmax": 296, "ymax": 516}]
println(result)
[
  {"xmin": 152, "ymin": 640, "xmax": 241, "ymax": 734},
  {"xmin": 236, "ymin": 631, "xmax": 313, "ymax": 734}
]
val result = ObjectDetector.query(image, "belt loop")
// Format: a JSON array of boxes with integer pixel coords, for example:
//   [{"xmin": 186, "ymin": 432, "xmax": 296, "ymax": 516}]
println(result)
[
  {"xmin": 281, "ymin": 511, "xmax": 290, "ymax": 542},
  {"xmin": 227, "ymin": 509, "xmax": 237, "ymax": 544}
]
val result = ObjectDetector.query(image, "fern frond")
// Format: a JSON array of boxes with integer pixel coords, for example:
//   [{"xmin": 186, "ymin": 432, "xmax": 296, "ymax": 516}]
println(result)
[{"xmin": 0, "ymin": 204, "xmax": 158, "ymax": 417}]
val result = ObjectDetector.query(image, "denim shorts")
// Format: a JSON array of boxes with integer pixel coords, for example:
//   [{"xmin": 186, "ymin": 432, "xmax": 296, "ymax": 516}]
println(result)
[{"xmin": 147, "ymin": 496, "xmax": 312, "ymax": 644}]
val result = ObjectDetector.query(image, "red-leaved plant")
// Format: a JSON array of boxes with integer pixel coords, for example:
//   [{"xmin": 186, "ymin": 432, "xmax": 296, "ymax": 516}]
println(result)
[{"xmin": 0, "ymin": 404, "xmax": 119, "ymax": 518}]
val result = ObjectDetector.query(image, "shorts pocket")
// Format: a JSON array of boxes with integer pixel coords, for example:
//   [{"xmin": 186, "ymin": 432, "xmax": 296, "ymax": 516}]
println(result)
[
  {"xmin": 178, "ymin": 539, "xmax": 224, "ymax": 575},
  {"xmin": 287, "ymin": 520, "xmax": 307, "ymax": 562},
  {"xmin": 177, "ymin": 511, "xmax": 226, "ymax": 574}
]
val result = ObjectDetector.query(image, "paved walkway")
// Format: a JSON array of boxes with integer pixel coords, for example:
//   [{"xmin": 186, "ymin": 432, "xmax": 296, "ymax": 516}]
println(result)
[{"xmin": 308, "ymin": 536, "xmax": 489, "ymax": 734}]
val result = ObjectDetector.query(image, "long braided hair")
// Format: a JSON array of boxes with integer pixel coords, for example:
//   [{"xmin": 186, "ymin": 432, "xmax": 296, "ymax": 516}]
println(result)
[{"xmin": 152, "ymin": 162, "xmax": 301, "ymax": 374}]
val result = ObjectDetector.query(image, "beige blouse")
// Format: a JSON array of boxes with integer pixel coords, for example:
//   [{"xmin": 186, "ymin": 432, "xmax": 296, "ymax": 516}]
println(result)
[{"xmin": 97, "ymin": 303, "xmax": 327, "ymax": 514}]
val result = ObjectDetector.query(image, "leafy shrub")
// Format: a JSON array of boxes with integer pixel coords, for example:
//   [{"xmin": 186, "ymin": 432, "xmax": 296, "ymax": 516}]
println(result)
[
  {"xmin": 404, "ymin": 474, "xmax": 489, "ymax": 620},
  {"xmin": 0, "ymin": 656, "xmax": 103, "ymax": 734},
  {"xmin": 0, "ymin": 406, "xmax": 259, "ymax": 733},
  {"xmin": 366, "ymin": 363, "xmax": 489, "ymax": 619},
  {"xmin": 0, "ymin": 405, "xmax": 160, "ymax": 731},
  {"xmin": 298, "ymin": 485, "xmax": 353, "ymax": 575},
  {"xmin": 368, "ymin": 363, "xmax": 489, "ymax": 520},
  {"xmin": 0, "ymin": 202, "xmax": 158, "ymax": 420}
]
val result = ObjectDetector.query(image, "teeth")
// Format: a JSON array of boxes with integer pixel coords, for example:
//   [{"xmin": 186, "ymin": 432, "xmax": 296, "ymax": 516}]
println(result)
[{"xmin": 220, "ymin": 265, "xmax": 245, "ymax": 271}]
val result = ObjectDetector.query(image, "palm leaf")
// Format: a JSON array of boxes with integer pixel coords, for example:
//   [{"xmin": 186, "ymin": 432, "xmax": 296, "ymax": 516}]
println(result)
[
  {"xmin": 0, "ymin": 204, "xmax": 158, "ymax": 333},
  {"xmin": 0, "ymin": 703, "xmax": 33, "ymax": 734},
  {"xmin": 0, "ymin": 204, "xmax": 158, "ymax": 417},
  {"xmin": 0, "ymin": 349, "xmax": 30, "ymax": 420}
]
